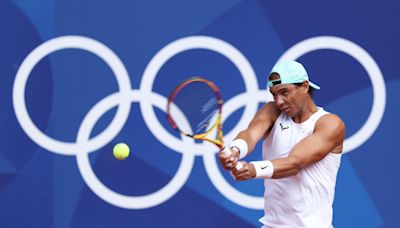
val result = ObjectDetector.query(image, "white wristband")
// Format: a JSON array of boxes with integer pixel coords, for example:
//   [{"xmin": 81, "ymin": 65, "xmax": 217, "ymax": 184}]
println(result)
[
  {"xmin": 229, "ymin": 139, "xmax": 248, "ymax": 159},
  {"xmin": 250, "ymin": 160, "xmax": 274, "ymax": 179}
]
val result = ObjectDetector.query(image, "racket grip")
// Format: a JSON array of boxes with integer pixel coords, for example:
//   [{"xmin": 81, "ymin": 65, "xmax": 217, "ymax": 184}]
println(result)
[
  {"xmin": 221, "ymin": 146, "xmax": 243, "ymax": 170},
  {"xmin": 221, "ymin": 146, "xmax": 232, "ymax": 156},
  {"xmin": 235, "ymin": 161, "xmax": 243, "ymax": 170}
]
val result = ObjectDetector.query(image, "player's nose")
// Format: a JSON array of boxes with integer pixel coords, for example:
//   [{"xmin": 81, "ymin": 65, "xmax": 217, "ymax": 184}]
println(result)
[{"xmin": 274, "ymin": 95, "xmax": 284, "ymax": 106}]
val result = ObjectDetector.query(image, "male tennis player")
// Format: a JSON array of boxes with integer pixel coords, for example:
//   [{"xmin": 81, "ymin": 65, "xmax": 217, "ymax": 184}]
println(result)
[{"xmin": 219, "ymin": 60, "xmax": 345, "ymax": 228}]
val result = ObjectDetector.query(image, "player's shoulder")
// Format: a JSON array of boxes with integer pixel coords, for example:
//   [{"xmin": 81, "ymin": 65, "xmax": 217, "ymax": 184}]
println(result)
[
  {"xmin": 261, "ymin": 101, "xmax": 281, "ymax": 117},
  {"xmin": 316, "ymin": 112, "xmax": 345, "ymax": 132},
  {"xmin": 253, "ymin": 101, "xmax": 280, "ymax": 124},
  {"xmin": 263, "ymin": 101, "xmax": 280, "ymax": 112}
]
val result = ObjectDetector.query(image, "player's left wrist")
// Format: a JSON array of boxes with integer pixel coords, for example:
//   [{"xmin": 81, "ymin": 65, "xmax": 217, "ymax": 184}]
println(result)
[{"xmin": 250, "ymin": 160, "xmax": 274, "ymax": 179}]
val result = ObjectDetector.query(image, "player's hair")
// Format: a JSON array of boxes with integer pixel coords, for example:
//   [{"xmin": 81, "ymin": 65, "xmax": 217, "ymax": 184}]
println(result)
[
  {"xmin": 268, "ymin": 72, "xmax": 280, "ymax": 82},
  {"xmin": 294, "ymin": 82, "xmax": 314, "ymax": 97}
]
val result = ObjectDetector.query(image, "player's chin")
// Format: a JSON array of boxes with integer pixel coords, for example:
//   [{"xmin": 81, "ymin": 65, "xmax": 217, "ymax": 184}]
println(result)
[
  {"xmin": 283, "ymin": 108, "xmax": 296, "ymax": 117},
  {"xmin": 279, "ymin": 106, "xmax": 290, "ymax": 115}
]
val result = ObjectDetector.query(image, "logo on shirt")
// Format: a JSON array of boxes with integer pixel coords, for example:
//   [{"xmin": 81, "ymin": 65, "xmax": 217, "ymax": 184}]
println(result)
[{"xmin": 280, "ymin": 123, "xmax": 289, "ymax": 131}]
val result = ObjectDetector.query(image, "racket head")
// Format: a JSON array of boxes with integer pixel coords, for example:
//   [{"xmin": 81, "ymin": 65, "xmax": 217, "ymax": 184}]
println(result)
[{"xmin": 167, "ymin": 77, "xmax": 223, "ymax": 147}]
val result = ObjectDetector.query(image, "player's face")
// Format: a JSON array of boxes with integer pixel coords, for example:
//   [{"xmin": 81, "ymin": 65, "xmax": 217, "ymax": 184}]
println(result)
[{"xmin": 270, "ymin": 83, "xmax": 308, "ymax": 117}]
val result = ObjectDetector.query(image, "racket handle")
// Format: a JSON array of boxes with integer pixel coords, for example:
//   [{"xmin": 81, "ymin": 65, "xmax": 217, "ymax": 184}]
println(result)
[
  {"xmin": 221, "ymin": 146, "xmax": 243, "ymax": 170},
  {"xmin": 221, "ymin": 146, "xmax": 232, "ymax": 156},
  {"xmin": 235, "ymin": 161, "xmax": 243, "ymax": 170}
]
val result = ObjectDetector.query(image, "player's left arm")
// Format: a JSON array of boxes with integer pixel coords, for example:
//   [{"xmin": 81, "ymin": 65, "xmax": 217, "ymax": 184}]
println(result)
[{"xmin": 233, "ymin": 114, "xmax": 345, "ymax": 180}]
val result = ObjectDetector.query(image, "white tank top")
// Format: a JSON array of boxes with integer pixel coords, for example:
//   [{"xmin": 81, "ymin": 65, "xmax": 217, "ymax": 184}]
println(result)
[{"xmin": 259, "ymin": 107, "xmax": 341, "ymax": 228}]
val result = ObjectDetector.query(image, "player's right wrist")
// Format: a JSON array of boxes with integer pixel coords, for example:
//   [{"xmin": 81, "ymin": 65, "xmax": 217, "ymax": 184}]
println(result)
[{"xmin": 229, "ymin": 139, "xmax": 248, "ymax": 159}]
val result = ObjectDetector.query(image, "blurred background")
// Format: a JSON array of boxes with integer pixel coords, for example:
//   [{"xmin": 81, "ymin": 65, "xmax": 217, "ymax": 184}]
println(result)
[{"xmin": 0, "ymin": 0, "xmax": 398, "ymax": 227}]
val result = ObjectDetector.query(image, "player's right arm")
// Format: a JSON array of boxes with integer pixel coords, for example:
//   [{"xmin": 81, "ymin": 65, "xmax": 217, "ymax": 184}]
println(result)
[{"xmin": 219, "ymin": 101, "xmax": 280, "ymax": 170}]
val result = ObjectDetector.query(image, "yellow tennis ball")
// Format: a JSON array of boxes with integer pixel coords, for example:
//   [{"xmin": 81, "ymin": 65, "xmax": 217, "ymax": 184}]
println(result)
[{"xmin": 113, "ymin": 143, "xmax": 130, "ymax": 160}]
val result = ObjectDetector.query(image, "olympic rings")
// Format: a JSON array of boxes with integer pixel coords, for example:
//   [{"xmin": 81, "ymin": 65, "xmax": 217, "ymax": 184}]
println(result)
[
  {"xmin": 76, "ymin": 91, "xmax": 195, "ymax": 209},
  {"xmin": 13, "ymin": 36, "xmax": 132, "ymax": 155},
  {"xmin": 12, "ymin": 35, "xmax": 385, "ymax": 209}
]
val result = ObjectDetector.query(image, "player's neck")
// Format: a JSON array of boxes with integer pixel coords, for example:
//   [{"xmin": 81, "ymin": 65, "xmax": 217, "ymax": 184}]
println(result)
[{"xmin": 292, "ymin": 99, "xmax": 318, "ymax": 123}]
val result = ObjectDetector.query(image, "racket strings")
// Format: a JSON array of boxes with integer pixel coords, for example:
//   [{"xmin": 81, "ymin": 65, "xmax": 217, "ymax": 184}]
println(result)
[{"xmin": 170, "ymin": 81, "xmax": 220, "ymax": 136}]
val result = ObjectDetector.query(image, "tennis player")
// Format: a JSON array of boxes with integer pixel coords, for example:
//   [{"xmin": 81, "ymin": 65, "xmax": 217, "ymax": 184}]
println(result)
[{"xmin": 219, "ymin": 60, "xmax": 345, "ymax": 228}]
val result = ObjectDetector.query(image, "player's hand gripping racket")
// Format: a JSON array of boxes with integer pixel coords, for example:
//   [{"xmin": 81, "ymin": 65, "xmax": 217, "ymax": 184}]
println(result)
[{"xmin": 167, "ymin": 77, "xmax": 243, "ymax": 171}]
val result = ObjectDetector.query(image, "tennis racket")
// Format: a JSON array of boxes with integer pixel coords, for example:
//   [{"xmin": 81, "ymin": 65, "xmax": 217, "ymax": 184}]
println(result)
[{"xmin": 167, "ymin": 77, "xmax": 243, "ymax": 170}]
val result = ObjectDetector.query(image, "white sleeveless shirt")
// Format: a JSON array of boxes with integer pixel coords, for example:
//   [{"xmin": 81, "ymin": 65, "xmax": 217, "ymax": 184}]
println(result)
[{"xmin": 259, "ymin": 107, "xmax": 341, "ymax": 228}]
